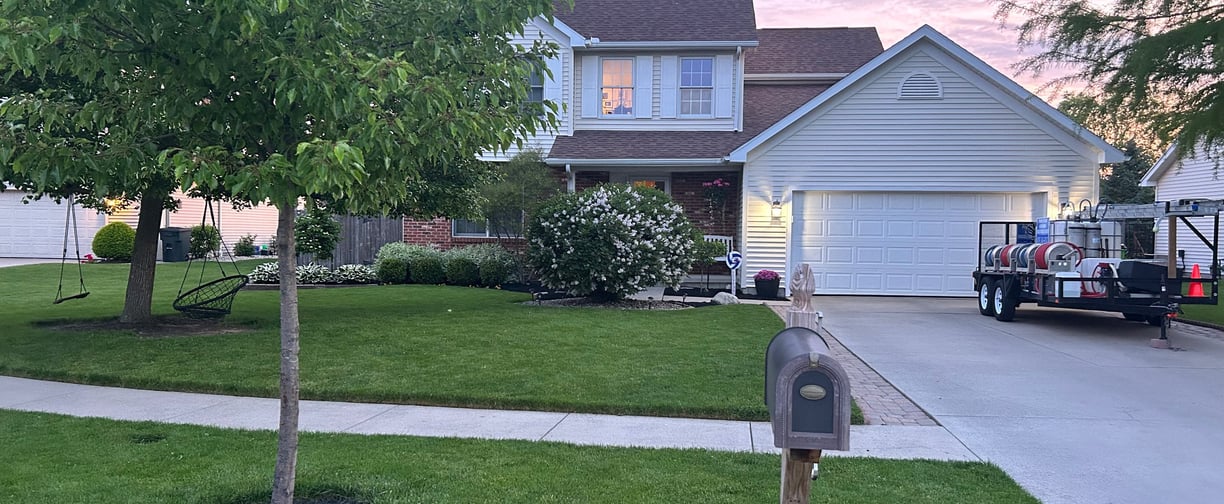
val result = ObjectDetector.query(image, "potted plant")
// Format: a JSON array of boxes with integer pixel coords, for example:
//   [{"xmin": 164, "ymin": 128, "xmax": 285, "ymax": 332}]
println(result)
[{"xmin": 753, "ymin": 269, "xmax": 781, "ymax": 299}]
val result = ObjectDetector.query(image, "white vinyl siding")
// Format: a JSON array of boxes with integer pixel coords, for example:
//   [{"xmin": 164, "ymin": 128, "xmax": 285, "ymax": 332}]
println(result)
[
  {"xmin": 483, "ymin": 18, "xmax": 573, "ymax": 161},
  {"xmin": 740, "ymin": 45, "xmax": 1101, "ymax": 292},
  {"xmin": 0, "ymin": 192, "xmax": 105, "ymax": 259},
  {"xmin": 1153, "ymin": 153, "xmax": 1224, "ymax": 268}
]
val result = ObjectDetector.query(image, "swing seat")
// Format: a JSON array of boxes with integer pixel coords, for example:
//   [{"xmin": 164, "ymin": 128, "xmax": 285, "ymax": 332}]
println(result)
[
  {"xmin": 173, "ymin": 275, "xmax": 249, "ymax": 318},
  {"xmin": 53, "ymin": 291, "xmax": 91, "ymax": 304}
]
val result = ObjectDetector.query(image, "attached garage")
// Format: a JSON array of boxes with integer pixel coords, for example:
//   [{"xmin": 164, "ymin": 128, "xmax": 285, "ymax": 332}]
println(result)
[
  {"xmin": 728, "ymin": 26, "xmax": 1125, "ymax": 297},
  {"xmin": 791, "ymin": 191, "xmax": 1041, "ymax": 295},
  {"xmin": 0, "ymin": 192, "xmax": 105, "ymax": 259}
]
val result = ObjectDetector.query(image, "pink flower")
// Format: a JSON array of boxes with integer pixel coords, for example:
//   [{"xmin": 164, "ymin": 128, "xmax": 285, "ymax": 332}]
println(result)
[{"xmin": 754, "ymin": 269, "xmax": 780, "ymax": 281}]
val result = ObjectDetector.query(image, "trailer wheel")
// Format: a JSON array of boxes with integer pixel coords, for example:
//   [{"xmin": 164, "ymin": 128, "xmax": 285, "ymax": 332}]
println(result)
[
  {"xmin": 978, "ymin": 280, "xmax": 996, "ymax": 316},
  {"xmin": 993, "ymin": 278, "xmax": 1017, "ymax": 322},
  {"xmin": 1122, "ymin": 313, "xmax": 1146, "ymax": 322}
]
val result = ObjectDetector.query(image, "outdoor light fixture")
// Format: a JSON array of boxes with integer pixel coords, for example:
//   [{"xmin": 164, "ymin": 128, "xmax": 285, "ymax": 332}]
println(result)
[{"xmin": 770, "ymin": 199, "xmax": 782, "ymax": 218}]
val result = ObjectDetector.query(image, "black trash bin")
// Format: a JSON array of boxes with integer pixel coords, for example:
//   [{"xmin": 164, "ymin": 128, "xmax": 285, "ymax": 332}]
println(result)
[{"xmin": 160, "ymin": 227, "xmax": 191, "ymax": 262}]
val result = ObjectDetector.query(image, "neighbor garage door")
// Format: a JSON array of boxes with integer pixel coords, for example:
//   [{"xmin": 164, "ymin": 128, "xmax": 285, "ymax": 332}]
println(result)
[
  {"xmin": 791, "ymin": 192, "xmax": 1041, "ymax": 296},
  {"xmin": 0, "ymin": 192, "xmax": 105, "ymax": 259}
]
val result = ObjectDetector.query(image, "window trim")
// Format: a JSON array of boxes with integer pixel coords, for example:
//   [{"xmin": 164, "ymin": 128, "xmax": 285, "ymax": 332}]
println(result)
[
  {"xmin": 678, "ymin": 56, "xmax": 715, "ymax": 118},
  {"xmin": 599, "ymin": 57, "xmax": 636, "ymax": 118}
]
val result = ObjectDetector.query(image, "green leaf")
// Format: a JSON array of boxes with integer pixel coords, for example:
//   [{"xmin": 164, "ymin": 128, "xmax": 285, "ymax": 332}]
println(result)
[{"xmin": 276, "ymin": 0, "xmax": 290, "ymax": 14}]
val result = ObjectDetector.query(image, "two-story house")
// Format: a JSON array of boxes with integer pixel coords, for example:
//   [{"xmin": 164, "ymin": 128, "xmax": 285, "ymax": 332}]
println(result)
[{"xmin": 405, "ymin": 0, "xmax": 1125, "ymax": 298}]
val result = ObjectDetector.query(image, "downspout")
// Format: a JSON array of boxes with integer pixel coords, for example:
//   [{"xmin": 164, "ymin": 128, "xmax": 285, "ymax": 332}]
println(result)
[
  {"xmin": 735, "ymin": 45, "xmax": 745, "ymax": 133},
  {"xmin": 565, "ymin": 163, "xmax": 575, "ymax": 193}
]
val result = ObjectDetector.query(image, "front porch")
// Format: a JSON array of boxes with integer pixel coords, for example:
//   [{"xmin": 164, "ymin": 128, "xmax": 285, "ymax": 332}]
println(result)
[{"xmin": 562, "ymin": 167, "xmax": 743, "ymax": 240}]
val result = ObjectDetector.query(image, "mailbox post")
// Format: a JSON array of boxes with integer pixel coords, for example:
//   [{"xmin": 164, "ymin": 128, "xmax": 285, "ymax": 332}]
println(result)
[{"xmin": 766, "ymin": 264, "xmax": 851, "ymax": 504}]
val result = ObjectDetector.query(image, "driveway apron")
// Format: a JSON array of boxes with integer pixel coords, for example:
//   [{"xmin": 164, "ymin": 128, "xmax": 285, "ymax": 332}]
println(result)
[{"xmin": 817, "ymin": 296, "xmax": 1224, "ymax": 504}]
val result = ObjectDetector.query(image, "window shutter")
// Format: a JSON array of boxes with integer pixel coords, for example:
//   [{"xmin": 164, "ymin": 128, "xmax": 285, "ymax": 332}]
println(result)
[
  {"xmin": 714, "ymin": 54, "xmax": 734, "ymax": 118},
  {"xmin": 544, "ymin": 56, "xmax": 563, "ymax": 108},
  {"xmin": 660, "ymin": 56, "xmax": 678, "ymax": 118},
  {"xmin": 635, "ymin": 56, "xmax": 653, "ymax": 119},
  {"xmin": 581, "ymin": 55, "xmax": 598, "ymax": 118}
]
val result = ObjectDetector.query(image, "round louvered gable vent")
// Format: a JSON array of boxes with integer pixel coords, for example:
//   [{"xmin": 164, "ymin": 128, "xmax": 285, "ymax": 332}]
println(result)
[{"xmin": 898, "ymin": 72, "xmax": 942, "ymax": 100}]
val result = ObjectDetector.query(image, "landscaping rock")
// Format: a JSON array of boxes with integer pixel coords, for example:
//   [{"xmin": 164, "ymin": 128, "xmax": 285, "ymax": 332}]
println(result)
[{"xmin": 712, "ymin": 292, "xmax": 740, "ymax": 305}]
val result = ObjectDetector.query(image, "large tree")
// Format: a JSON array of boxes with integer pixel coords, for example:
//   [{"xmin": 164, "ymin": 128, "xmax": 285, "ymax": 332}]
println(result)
[
  {"xmin": 0, "ymin": 70, "xmax": 180, "ymax": 324},
  {"xmin": 995, "ymin": 0, "xmax": 1223, "ymax": 158},
  {"xmin": 1, "ymin": 1, "xmax": 558, "ymax": 503}
]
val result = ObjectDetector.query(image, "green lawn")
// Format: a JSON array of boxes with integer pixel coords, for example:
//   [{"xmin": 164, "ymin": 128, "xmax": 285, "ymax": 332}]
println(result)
[
  {"xmin": 0, "ymin": 261, "xmax": 862, "ymax": 422},
  {"xmin": 0, "ymin": 410, "xmax": 1036, "ymax": 504},
  {"xmin": 1180, "ymin": 303, "xmax": 1224, "ymax": 326}
]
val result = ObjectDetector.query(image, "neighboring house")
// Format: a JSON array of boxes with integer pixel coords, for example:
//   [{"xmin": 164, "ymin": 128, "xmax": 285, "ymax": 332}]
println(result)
[
  {"xmin": 1139, "ymin": 145, "xmax": 1224, "ymax": 268},
  {"xmin": 0, "ymin": 189, "xmax": 278, "ymax": 259},
  {"xmin": 404, "ymin": 0, "xmax": 1126, "ymax": 297}
]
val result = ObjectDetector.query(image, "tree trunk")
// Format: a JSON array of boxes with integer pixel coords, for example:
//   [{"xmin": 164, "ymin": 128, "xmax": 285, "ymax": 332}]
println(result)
[
  {"xmin": 119, "ymin": 193, "xmax": 167, "ymax": 324},
  {"xmin": 271, "ymin": 203, "xmax": 300, "ymax": 504}
]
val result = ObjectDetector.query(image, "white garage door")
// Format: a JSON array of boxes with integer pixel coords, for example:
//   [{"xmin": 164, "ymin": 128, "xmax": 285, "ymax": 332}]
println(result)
[
  {"xmin": 0, "ymin": 192, "xmax": 106, "ymax": 259},
  {"xmin": 792, "ymin": 192, "xmax": 1041, "ymax": 296}
]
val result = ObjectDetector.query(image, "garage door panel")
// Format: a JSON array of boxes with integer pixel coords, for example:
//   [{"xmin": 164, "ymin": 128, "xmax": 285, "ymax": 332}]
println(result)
[
  {"xmin": 793, "ymin": 191, "xmax": 1039, "ymax": 296},
  {"xmin": 828, "ymin": 220, "xmax": 853, "ymax": 236},
  {"xmin": 1, "ymin": 193, "xmax": 104, "ymax": 258},
  {"xmin": 827, "ymin": 246, "xmax": 853, "ymax": 263},
  {"xmin": 856, "ymin": 248, "xmax": 883, "ymax": 263},
  {"xmin": 857, "ymin": 220, "xmax": 884, "ymax": 236},
  {"xmin": 886, "ymin": 221, "xmax": 914, "ymax": 237}
]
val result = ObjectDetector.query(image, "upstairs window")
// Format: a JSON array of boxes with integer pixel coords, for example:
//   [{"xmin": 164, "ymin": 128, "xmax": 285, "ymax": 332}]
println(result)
[
  {"xmin": 680, "ymin": 57, "xmax": 714, "ymax": 116},
  {"xmin": 527, "ymin": 68, "xmax": 545, "ymax": 105},
  {"xmin": 601, "ymin": 58, "xmax": 634, "ymax": 116}
]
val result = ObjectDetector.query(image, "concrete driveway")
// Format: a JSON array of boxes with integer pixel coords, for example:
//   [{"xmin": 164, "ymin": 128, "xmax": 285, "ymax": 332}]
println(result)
[{"xmin": 818, "ymin": 296, "xmax": 1224, "ymax": 504}]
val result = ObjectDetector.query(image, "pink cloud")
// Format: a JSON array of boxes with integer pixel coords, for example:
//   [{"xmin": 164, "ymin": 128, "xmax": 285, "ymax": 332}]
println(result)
[{"xmin": 754, "ymin": 0, "xmax": 1079, "ymax": 100}]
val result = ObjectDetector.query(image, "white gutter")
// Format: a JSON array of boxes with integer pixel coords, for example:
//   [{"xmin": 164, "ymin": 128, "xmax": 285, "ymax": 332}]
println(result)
[
  {"xmin": 547, "ymin": 158, "xmax": 729, "ymax": 167},
  {"xmin": 581, "ymin": 40, "xmax": 760, "ymax": 51}
]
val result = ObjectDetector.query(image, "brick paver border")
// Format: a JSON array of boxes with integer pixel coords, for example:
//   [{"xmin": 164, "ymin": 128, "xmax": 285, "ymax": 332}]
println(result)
[{"xmin": 768, "ymin": 305, "xmax": 937, "ymax": 426}]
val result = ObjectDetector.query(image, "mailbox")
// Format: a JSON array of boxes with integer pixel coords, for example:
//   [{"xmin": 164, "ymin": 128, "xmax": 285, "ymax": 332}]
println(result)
[{"xmin": 765, "ymin": 326, "xmax": 851, "ymax": 451}]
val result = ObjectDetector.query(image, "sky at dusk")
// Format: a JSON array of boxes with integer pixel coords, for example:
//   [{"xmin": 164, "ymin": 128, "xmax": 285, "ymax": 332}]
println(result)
[{"xmin": 753, "ymin": 0, "xmax": 1074, "ymax": 100}]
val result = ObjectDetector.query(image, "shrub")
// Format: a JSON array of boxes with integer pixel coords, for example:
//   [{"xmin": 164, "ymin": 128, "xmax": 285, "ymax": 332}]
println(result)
[
  {"xmin": 445, "ymin": 257, "xmax": 481, "ymax": 286},
  {"xmin": 332, "ymin": 264, "xmax": 377, "ymax": 284},
  {"xmin": 376, "ymin": 257, "xmax": 409, "ymax": 284},
  {"xmin": 694, "ymin": 238, "xmax": 728, "ymax": 266},
  {"xmin": 376, "ymin": 242, "xmax": 441, "ymax": 283},
  {"xmin": 248, "ymin": 262, "xmax": 279, "ymax": 284},
  {"xmin": 296, "ymin": 263, "xmax": 332, "ymax": 284},
  {"xmin": 527, "ymin": 184, "xmax": 698, "ymax": 301},
  {"xmin": 234, "ymin": 234, "xmax": 257, "ymax": 257},
  {"xmin": 92, "ymin": 222, "xmax": 136, "ymax": 261},
  {"xmin": 478, "ymin": 256, "xmax": 515, "ymax": 287},
  {"xmin": 409, "ymin": 256, "xmax": 446, "ymax": 284},
  {"xmin": 189, "ymin": 225, "xmax": 221, "ymax": 259},
  {"xmin": 295, "ymin": 206, "xmax": 341, "ymax": 260}
]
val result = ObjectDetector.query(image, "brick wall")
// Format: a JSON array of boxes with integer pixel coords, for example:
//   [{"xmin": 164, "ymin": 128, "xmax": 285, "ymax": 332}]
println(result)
[
  {"xmin": 671, "ymin": 171, "xmax": 741, "ymax": 239},
  {"xmin": 401, "ymin": 169, "xmax": 740, "ymax": 250},
  {"xmin": 575, "ymin": 171, "xmax": 610, "ymax": 191}
]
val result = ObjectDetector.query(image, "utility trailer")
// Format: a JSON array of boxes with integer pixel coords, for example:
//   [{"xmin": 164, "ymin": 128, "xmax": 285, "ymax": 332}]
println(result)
[{"xmin": 972, "ymin": 199, "xmax": 1223, "ymax": 341}]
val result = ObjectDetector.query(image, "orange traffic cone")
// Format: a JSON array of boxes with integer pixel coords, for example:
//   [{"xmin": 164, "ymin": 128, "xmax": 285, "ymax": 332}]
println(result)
[{"xmin": 1189, "ymin": 264, "xmax": 1205, "ymax": 297}]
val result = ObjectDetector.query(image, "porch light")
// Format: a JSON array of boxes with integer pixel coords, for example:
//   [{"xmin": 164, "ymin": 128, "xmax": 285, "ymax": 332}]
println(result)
[{"xmin": 771, "ymin": 199, "xmax": 782, "ymax": 219}]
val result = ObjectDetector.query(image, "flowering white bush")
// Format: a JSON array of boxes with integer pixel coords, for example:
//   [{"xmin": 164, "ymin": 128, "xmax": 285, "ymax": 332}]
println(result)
[
  {"xmin": 331, "ymin": 264, "xmax": 377, "ymax": 284},
  {"xmin": 527, "ymin": 184, "xmax": 698, "ymax": 300},
  {"xmin": 296, "ymin": 263, "xmax": 332, "ymax": 284},
  {"xmin": 248, "ymin": 262, "xmax": 280, "ymax": 284}
]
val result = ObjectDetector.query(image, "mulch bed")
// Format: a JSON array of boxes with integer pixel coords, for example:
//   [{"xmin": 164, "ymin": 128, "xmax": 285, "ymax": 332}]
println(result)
[
  {"xmin": 38, "ymin": 315, "xmax": 254, "ymax": 338},
  {"xmin": 525, "ymin": 297, "xmax": 696, "ymax": 310},
  {"xmin": 664, "ymin": 286, "xmax": 788, "ymax": 301}
]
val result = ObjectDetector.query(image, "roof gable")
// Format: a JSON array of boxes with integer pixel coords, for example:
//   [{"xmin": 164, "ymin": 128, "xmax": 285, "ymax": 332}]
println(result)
[
  {"xmin": 552, "ymin": 0, "xmax": 757, "ymax": 43},
  {"xmin": 728, "ymin": 25, "xmax": 1125, "ymax": 164}
]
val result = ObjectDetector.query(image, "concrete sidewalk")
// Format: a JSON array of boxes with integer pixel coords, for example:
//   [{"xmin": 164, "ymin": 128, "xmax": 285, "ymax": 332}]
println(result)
[{"xmin": 0, "ymin": 376, "xmax": 976, "ymax": 460}]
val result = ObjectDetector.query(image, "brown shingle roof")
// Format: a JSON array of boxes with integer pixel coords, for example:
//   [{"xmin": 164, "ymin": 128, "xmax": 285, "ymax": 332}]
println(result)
[
  {"xmin": 548, "ymin": 84, "xmax": 829, "ymax": 160},
  {"xmin": 745, "ymin": 28, "xmax": 883, "ymax": 74},
  {"xmin": 553, "ymin": 0, "xmax": 758, "ymax": 43}
]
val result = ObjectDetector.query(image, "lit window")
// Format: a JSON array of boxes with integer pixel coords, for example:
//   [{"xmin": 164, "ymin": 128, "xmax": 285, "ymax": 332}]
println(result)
[
  {"xmin": 680, "ymin": 57, "xmax": 713, "ymax": 116},
  {"xmin": 601, "ymin": 58, "xmax": 634, "ymax": 116}
]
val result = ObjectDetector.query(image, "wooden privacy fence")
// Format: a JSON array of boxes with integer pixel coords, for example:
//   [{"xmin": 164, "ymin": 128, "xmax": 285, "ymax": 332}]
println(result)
[{"xmin": 296, "ymin": 214, "xmax": 403, "ymax": 268}]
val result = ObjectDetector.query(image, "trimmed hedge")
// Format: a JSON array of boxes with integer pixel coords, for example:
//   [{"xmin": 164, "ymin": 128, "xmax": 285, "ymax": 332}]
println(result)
[
  {"xmin": 445, "ymin": 257, "xmax": 481, "ymax": 286},
  {"xmin": 92, "ymin": 222, "xmax": 136, "ymax": 261},
  {"xmin": 376, "ymin": 257, "xmax": 409, "ymax": 284},
  {"xmin": 409, "ymin": 256, "xmax": 446, "ymax": 284}
]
